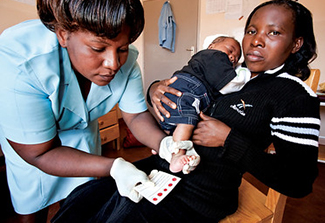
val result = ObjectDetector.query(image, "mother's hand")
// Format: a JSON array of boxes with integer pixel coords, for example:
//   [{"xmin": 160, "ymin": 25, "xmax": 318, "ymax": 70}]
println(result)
[
  {"xmin": 192, "ymin": 112, "xmax": 231, "ymax": 147},
  {"xmin": 149, "ymin": 77, "xmax": 182, "ymax": 121}
]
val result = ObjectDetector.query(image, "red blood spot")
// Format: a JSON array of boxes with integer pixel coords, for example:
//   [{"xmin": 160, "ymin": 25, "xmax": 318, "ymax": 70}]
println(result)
[
  {"xmin": 172, "ymin": 178, "xmax": 177, "ymax": 181},
  {"xmin": 164, "ymin": 188, "xmax": 167, "ymax": 191},
  {"xmin": 153, "ymin": 198, "xmax": 158, "ymax": 201},
  {"xmin": 168, "ymin": 183, "xmax": 173, "ymax": 187},
  {"xmin": 158, "ymin": 192, "xmax": 163, "ymax": 196}
]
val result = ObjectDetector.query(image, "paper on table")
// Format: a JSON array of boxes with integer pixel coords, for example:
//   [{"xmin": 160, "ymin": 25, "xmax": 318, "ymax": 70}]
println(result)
[{"xmin": 134, "ymin": 170, "xmax": 181, "ymax": 205}]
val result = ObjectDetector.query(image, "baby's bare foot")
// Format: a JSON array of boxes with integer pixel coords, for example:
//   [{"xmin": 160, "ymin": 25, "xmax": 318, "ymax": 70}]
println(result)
[{"xmin": 170, "ymin": 153, "xmax": 192, "ymax": 173}]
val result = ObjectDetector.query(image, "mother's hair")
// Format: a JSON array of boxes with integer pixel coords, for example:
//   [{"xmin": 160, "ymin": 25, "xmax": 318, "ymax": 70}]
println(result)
[
  {"xmin": 245, "ymin": 0, "xmax": 317, "ymax": 80},
  {"xmin": 37, "ymin": 0, "xmax": 144, "ymax": 43}
]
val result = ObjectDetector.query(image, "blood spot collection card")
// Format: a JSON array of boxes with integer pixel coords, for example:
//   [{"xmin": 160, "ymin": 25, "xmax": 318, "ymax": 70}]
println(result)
[{"xmin": 134, "ymin": 170, "xmax": 181, "ymax": 205}]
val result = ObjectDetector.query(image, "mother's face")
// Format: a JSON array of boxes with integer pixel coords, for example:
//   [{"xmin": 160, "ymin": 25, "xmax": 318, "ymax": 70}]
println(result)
[{"xmin": 242, "ymin": 4, "xmax": 303, "ymax": 75}]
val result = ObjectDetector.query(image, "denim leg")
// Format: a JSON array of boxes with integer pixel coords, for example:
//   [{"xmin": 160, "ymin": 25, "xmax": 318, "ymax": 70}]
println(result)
[{"xmin": 161, "ymin": 73, "xmax": 210, "ymax": 130}]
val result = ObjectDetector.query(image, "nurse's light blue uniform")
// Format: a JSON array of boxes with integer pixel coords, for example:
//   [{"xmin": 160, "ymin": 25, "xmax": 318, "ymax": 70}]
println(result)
[{"xmin": 0, "ymin": 20, "xmax": 147, "ymax": 214}]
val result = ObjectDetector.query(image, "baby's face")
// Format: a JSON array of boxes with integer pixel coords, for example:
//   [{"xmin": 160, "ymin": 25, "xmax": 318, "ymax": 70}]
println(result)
[{"xmin": 208, "ymin": 38, "xmax": 241, "ymax": 66}]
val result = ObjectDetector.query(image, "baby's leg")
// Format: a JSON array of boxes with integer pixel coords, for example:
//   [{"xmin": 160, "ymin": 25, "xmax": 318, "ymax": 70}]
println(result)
[{"xmin": 169, "ymin": 124, "xmax": 197, "ymax": 173}]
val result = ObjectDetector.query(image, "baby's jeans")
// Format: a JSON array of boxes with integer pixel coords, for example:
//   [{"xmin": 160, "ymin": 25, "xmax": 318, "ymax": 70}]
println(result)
[{"xmin": 160, "ymin": 73, "xmax": 210, "ymax": 132}]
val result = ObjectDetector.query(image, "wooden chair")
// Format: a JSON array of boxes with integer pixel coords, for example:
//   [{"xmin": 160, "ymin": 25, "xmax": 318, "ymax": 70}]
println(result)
[
  {"xmin": 304, "ymin": 69, "xmax": 320, "ymax": 93},
  {"xmin": 220, "ymin": 69, "xmax": 321, "ymax": 223},
  {"xmin": 220, "ymin": 176, "xmax": 287, "ymax": 223}
]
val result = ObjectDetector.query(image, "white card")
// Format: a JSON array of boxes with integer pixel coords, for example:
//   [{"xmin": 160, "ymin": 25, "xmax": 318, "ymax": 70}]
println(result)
[{"xmin": 134, "ymin": 170, "xmax": 181, "ymax": 205}]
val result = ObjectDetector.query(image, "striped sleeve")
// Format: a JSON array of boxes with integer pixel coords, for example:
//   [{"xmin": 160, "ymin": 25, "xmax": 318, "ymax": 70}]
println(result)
[{"xmin": 270, "ymin": 117, "xmax": 320, "ymax": 148}]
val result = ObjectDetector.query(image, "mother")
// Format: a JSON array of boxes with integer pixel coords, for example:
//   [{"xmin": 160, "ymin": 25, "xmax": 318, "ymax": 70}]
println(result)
[{"xmin": 53, "ymin": 1, "xmax": 320, "ymax": 222}]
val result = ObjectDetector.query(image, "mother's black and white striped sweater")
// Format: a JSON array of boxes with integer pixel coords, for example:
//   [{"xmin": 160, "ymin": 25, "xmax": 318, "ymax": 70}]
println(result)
[{"xmin": 219, "ymin": 67, "xmax": 320, "ymax": 196}]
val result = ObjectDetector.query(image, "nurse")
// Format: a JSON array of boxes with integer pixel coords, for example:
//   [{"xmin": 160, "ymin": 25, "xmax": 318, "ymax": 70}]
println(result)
[{"xmin": 0, "ymin": 0, "xmax": 166, "ymax": 222}]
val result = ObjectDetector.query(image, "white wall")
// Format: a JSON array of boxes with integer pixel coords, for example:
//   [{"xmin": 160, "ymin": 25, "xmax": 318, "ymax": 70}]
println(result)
[{"xmin": 197, "ymin": 0, "xmax": 259, "ymax": 50}]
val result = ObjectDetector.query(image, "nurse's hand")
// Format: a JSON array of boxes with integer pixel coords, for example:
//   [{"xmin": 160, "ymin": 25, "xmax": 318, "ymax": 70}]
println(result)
[
  {"xmin": 149, "ymin": 77, "xmax": 182, "ymax": 122},
  {"xmin": 110, "ymin": 158, "xmax": 154, "ymax": 203},
  {"xmin": 192, "ymin": 112, "xmax": 231, "ymax": 147}
]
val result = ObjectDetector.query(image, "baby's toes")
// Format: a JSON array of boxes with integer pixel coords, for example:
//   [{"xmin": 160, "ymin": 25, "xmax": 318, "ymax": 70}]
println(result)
[
  {"xmin": 188, "ymin": 155, "xmax": 196, "ymax": 161},
  {"xmin": 181, "ymin": 156, "xmax": 190, "ymax": 164}
]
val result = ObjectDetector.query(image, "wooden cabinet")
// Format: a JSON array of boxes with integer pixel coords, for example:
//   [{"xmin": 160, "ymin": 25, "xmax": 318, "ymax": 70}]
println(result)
[{"xmin": 98, "ymin": 105, "xmax": 120, "ymax": 150}]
